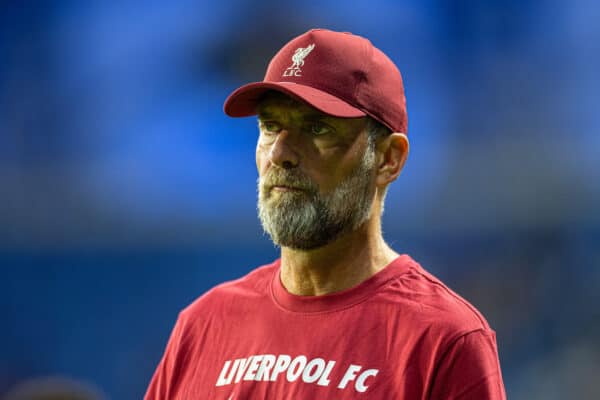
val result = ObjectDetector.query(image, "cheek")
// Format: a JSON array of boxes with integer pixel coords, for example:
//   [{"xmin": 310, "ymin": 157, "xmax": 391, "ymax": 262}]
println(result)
[{"xmin": 256, "ymin": 144, "xmax": 268, "ymax": 174}]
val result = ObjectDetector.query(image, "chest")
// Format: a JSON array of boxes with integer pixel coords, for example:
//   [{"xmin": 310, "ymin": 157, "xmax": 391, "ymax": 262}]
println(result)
[{"xmin": 175, "ymin": 304, "xmax": 436, "ymax": 399}]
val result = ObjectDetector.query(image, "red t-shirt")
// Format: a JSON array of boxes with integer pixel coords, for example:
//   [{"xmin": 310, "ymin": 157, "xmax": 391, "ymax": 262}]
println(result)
[{"xmin": 145, "ymin": 255, "xmax": 506, "ymax": 399}]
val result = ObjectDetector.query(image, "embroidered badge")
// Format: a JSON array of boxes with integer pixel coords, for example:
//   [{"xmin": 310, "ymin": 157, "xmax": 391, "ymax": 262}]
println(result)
[{"xmin": 283, "ymin": 44, "xmax": 315, "ymax": 77}]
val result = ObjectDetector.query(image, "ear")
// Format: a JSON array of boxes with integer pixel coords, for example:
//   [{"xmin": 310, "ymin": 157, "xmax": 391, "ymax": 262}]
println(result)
[{"xmin": 375, "ymin": 133, "xmax": 409, "ymax": 187}]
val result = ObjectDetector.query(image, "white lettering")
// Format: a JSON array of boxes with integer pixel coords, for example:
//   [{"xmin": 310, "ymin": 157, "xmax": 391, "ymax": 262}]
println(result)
[
  {"xmin": 270, "ymin": 354, "xmax": 291, "ymax": 381},
  {"xmin": 356, "ymin": 369, "xmax": 378, "ymax": 392},
  {"xmin": 216, "ymin": 354, "xmax": 376, "ymax": 392},
  {"xmin": 302, "ymin": 358, "xmax": 326, "ymax": 383},
  {"xmin": 226, "ymin": 359, "xmax": 241, "ymax": 385},
  {"xmin": 243, "ymin": 355, "xmax": 264, "ymax": 381},
  {"xmin": 286, "ymin": 355, "xmax": 307, "ymax": 382},
  {"xmin": 317, "ymin": 360, "xmax": 336, "ymax": 386},
  {"xmin": 216, "ymin": 360, "xmax": 233, "ymax": 386},
  {"xmin": 234, "ymin": 357, "xmax": 251, "ymax": 383},
  {"xmin": 255, "ymin": 354, "xmax": 276, "ymax": 381},
  {"xmin": 338, "ymin": 364, "xmax": 362, "ymax": 389}
]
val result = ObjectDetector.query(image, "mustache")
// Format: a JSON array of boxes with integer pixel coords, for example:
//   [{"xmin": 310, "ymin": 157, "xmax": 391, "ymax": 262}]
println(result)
[{"xmin": 259, "ymin": 170, "xmax": 317, "ymax": 191}]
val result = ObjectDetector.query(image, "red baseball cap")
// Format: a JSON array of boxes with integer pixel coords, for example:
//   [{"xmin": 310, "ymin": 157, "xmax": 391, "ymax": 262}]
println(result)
[{"xmin": 223, "ymin": 29, "xmax": 408, "ymax": 133}]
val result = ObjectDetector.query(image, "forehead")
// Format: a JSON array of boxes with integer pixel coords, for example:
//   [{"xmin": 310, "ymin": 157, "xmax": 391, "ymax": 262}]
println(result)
[
  {"xmin": 257, "ymin": 92, "xmax": 326, "ymax": 119},
  {"xmin": 256, "ymin": 92, "xmax": 367, "ymax": 133}
]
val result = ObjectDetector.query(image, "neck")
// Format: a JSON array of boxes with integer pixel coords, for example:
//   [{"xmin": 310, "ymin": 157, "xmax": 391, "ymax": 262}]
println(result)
[{"xmin": 279, "ymin": 214, "xmax": 398, "ymax": 296}]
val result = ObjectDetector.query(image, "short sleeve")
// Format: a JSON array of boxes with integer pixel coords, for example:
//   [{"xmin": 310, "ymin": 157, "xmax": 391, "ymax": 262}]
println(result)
[
  {"xmin": 430, "ymin": 329, "xmax": 506, "ymax": 400},
  {"xmin": 144, "ymin": 315, "xmax": 186, "ymax": 400}
]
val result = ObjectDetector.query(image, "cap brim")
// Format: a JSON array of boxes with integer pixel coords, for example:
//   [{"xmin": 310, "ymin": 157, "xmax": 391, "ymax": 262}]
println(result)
[{"xmin": 223, "ymin": 81, "xmax": 366, "ymax": 118}]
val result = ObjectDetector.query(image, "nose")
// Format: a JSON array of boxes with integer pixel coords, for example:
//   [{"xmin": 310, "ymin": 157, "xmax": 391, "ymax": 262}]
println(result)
[{"xmin": 268, "ymin": 129, "xmax": 299, "ymax": 169}]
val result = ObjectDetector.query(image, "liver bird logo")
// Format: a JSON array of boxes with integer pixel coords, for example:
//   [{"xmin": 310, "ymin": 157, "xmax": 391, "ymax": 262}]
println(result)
[{"xmin": 283, "ymin": 44, "xmax": 315, "ymax": 77}]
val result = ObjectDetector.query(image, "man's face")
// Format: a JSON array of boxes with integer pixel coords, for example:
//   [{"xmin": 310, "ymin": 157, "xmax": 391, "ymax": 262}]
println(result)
[{"xmin": 256, "ymin": 93, "xmax": 378, "ymax": 250}]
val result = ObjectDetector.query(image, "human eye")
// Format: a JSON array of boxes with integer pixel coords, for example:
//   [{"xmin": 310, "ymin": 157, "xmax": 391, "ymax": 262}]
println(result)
[
  {"xmin": 260, "ymin": 121, "xmax": 281, "ymax": 135},
  {"xmin": 310, "ymin": 121, "xmax": 334, "ymax": 136}
]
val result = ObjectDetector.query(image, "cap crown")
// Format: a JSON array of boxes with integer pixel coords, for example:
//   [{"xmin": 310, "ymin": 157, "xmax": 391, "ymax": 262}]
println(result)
[{"xmin": 264, "ymin": 29, "xmax": 407, "ymax": 133}]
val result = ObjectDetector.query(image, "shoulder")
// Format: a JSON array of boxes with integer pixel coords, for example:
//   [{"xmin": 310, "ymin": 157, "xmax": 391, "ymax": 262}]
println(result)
[
  {"xmin": 383, "ymin": 256, "xmax": 493, "ymax": 337},
  {"xmin": 178, "ymin": 260, "xmax": 279, "ymax": 323}
]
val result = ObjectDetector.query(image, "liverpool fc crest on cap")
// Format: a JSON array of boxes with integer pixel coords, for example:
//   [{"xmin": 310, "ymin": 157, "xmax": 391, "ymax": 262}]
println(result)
[{"xmin": 283, "ymin": 44, "xmax": 315, "ymax": 77}]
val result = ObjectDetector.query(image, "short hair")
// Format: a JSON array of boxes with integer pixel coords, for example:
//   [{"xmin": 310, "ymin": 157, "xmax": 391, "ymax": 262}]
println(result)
[
  {"xmin": 365, "ymin": 117, "xmax": 392, "ymax": 210},
  {"xmin": 365, "ymin": 117, "xmax": 391, "ymax": 149}
]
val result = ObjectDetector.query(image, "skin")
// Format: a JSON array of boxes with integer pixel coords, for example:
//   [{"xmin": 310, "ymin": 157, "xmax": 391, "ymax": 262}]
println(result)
[{"xmin": 256, "ymin": 94, "xmax": 409, "ymax": 296}]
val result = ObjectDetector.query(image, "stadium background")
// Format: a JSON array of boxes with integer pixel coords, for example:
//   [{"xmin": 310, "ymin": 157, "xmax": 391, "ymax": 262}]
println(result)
[{"xmin": 1, "ymin": 0, "xmax": 599, "ymax": 398}]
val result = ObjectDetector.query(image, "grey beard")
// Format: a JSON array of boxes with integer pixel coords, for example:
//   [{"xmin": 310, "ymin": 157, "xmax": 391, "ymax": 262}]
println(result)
[{"xmin": 257, "ymin": 147, "xmax": 376, "ymax": 250}]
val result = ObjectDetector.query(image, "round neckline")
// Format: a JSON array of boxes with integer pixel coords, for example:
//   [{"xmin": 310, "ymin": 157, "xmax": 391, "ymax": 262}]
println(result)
[{"xmin": 270, "ymin": 254, "xmax": 413, "ymax": 313}]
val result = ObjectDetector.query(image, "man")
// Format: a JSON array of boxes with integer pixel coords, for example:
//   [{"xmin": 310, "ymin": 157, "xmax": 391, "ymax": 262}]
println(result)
[{"xmin": 145, "ymin": 29, "xmax": 506, "ymax": 399}]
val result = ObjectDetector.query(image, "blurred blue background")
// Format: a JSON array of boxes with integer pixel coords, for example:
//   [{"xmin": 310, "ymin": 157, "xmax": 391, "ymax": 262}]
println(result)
[{"xmin": 1, "ymin": 0, "xmax": 599, "ymax": 398}]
